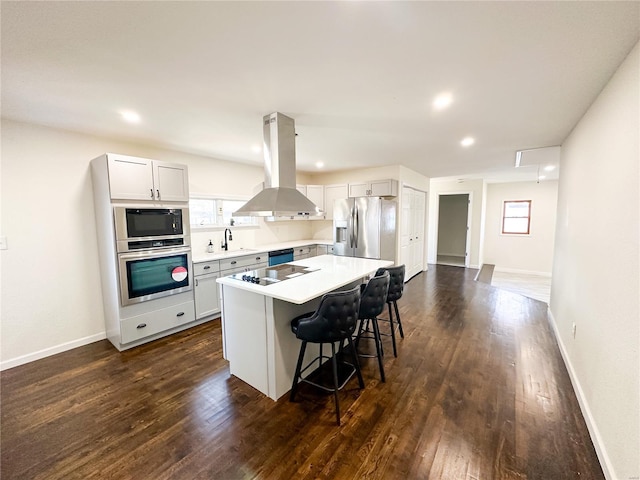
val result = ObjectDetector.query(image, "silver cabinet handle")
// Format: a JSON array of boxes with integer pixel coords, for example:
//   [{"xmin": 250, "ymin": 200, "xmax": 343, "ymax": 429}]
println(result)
[
  {"xmin": 203, "ymin": 265, "xmax": 211, "ymax": 270},
  {"xmin": 137, "ymin": 323, "xmax": 147, "ymax": 329},
  {"xmin": 231, "ymin": 260, "xmax": 237, "ymax": 265},
  {"xmin": 195, "ymin": 279, "xmax": 199, "ymax": 286},
  {"xmin": 156, "ymin": 189, "xmax": 160, "ymax": 199},
  {"xmin": 150, "ymin": 188, "xmax": 154, "ymax": 198},
  {"xmin": 176, "ymin": 312, "xmax": 185, "ymax": 317}
]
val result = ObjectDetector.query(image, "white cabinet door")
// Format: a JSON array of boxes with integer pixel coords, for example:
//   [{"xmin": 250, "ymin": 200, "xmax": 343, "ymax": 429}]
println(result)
[
  {"xmin": 323, "ymin": 184, "xmax": 348, "ymax": 220},
  {"xmin": 349, "ymin": 179, "xmax": 398, "ymax": 198},
  {"xmin": 370, "ymin": 179, "xmax": 398, "ymax": 197},
  {"xmin": 194, "ymin": 272, "xmax": 220, "ymax": 319},
  {"xmin": 108, "ymin": 155, "xmax": 154, "ymax": 201},
  {"xmin": 107, "ymin": 155, "xmax": 189, "ymax": 202},
  {"xmin": 348, "ymin": 182, "xmax": 369, "ymax": 197},
  {"xmin": 153, "ymin": 161, "xmax": 189, "ymax": 202},
  {"xmin": 306, "ymin": 185, "xmax": 324, "ymax": 213}
]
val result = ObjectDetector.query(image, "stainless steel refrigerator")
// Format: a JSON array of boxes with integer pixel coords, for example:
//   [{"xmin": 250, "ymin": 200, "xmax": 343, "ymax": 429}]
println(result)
[{"xmin": 333, "ymin": 197, "xmax": 397, "ymax": 261}]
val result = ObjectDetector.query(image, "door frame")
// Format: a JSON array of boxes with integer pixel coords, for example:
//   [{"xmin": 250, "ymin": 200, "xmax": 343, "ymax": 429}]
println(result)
[{"xmin": 434, "ymin": 191, "xmax": 473, "ymax": 268}]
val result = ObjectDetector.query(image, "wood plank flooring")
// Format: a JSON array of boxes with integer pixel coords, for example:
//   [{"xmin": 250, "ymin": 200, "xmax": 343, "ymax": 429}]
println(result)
[{"xmin": 1, "ymin": 265, "xmax": 604, "ymax": 479}]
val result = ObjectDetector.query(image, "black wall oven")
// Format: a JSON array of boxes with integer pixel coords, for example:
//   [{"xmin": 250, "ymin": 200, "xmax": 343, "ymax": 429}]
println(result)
[
  {"xmin": 114, "ymin": 207, "xmax": 190, "ymax": 252},
  {"xmin": 118, "ymin": 246, "xmax": 192, "ymax": 306}
]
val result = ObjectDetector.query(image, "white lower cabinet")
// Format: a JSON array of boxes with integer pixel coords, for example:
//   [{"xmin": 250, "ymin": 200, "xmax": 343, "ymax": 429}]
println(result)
[
  {"xmin": 294, "ymin": 245, "xmax": 313, "ymax": 260},
  {"xmin": 120, "ymin": 300, "xmax": 196, "ymax": 344},
  {"xmin": 194, "ymin": 260, "xmax": 221, "ymax": 319},
  {"xmin": 316, "ymin": 244, "xmax": 334, "ymax": 255},
  {"xmin": 195, "ymin": 272, "xmax": 221, "ymax": 319}
]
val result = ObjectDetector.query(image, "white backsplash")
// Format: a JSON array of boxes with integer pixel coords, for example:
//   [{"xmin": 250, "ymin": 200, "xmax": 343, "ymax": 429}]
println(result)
[{"xmin": 190, "ymin": 219, "xmax": 331, "ymax": 255}]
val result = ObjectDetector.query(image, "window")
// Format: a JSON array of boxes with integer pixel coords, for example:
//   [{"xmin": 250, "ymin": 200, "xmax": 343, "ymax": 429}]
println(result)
[
  {"xmin": 189, "ymin": 196, "xmax": 257, "ymax": 228},
  {"xmin": 502, "ymin": 200, "xmax": 531, "ymax": 234}
]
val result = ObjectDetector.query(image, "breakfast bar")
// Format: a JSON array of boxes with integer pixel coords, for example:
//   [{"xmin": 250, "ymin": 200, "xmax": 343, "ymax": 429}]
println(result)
[{"xmin": 217, "ymin": 255, "xmax": 393, "ymax": 400}]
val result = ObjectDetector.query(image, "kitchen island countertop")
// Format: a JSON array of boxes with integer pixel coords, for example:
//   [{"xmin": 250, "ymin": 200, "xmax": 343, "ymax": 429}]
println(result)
[{"xmin": 216, "ymin": 254, "xmax": 392, "ymax": 304}]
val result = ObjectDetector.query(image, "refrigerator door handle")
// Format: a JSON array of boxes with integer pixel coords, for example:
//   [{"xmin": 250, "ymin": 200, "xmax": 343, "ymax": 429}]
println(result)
[
  {"xmin": 354, "ymin": 206, "xmax": 359, "ymax": 248},
  {"xmin": 350, "ymin": 205, "xmax": 355, "ymax": 248}
]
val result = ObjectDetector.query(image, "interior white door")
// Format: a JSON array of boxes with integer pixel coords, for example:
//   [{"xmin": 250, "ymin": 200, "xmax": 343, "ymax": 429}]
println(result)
[{"xmin": 401, "ymin": 187, "xmax": 426, "ymax": 281}]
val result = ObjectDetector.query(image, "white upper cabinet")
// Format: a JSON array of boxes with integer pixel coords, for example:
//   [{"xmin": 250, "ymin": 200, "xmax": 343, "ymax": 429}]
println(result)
[
  {"xmin": 107, "ymin": 154, "xmax": 189, "ymax": 202},
  {"xmin": 323, "ymin": 184, "xmax": 348, "ymax": 221},
  {"xmin": 348, "ymin": 179, "xmax": 398, "ymax": 198},
  {"xmin": 153, "ymin": 161, "xmax": 190, "ymax": 202},
  {"xmin": 306, "ymin": 185, "xmax": 324, "ymax": 216}
]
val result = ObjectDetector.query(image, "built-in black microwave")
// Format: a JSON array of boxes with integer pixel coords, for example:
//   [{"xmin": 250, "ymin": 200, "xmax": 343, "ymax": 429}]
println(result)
[{"xmin": 114, "ymin": 207, "xmax": 190, "ymax": 252}]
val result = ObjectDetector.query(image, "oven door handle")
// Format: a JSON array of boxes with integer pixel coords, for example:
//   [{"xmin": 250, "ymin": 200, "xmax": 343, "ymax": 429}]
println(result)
[{"xmin": 118, "ymin": 246, "xmax": 192, "ymax": 261}]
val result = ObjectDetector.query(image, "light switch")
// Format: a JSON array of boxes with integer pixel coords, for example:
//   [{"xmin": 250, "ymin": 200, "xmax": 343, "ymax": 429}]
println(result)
[{"xmin": 0, "ymin": 236, "xmax": 7, "ymax": 250}]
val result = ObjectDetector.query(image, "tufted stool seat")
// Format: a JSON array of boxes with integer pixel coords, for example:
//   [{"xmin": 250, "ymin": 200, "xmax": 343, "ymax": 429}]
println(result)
[
  {"xmin": 354, "ymin": 271, "xmax": 390, "ymax": 382},
  {"xmin": 374, "ymin": 265, "xmax": 406, "ymax": 357},
  {"xmin": 289, "ymin": 286, "xmax": 363, "ymax": 425}
]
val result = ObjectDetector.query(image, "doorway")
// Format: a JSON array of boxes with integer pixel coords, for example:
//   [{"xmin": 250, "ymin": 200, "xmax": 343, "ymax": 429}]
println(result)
[{"xmin": 436, "ymin": 194, "xmax": 469, "ymax": 267}]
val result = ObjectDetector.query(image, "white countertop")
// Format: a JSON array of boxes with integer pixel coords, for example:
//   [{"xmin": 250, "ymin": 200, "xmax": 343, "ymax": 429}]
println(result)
[
  {"xmin": 192, "ymin": 239, "xmax": 332, "ymax": 263},
  {"xmin": 216, "ymin": 255, "xmax": 393, "ymax": 304}
]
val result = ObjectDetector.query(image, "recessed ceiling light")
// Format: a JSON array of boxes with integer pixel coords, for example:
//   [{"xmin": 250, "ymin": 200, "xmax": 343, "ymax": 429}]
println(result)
[
  {"xmin": 120, "ymin": 110, "xmax": 141, "ymax": 124},
  {"xmin": 538, "ymin": 175, "xmax": 546, "ymax": 180},
  {"xmin": 315, "ymin": 161, "xmax": 324, "ymax": 169},
  {"xmin": 544, "ymin": 165, "xmax": 556, "ymax": 172},
  {"xmin": 460, "ymin": 137, "xmax": 475, "ymax": 147},
  {"xmin": 433, "ymin": 92, "xmax": 453, "ymax": 110}
]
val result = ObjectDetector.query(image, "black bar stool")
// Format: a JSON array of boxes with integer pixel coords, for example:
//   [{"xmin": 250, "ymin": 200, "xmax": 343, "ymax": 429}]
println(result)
[
  {"xmin": 375, "ymin": 265, "xmax": 406, "ymax": 357},
  {"xmin": 354, "ymin": 271, "xmax": 390, "ymax": 382},
  {"xmin": 290, "ymin": 286, "xmax": 364, "ymax": 426}
]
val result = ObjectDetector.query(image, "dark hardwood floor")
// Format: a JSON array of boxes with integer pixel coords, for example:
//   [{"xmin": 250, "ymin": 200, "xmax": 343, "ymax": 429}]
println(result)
[{"xmin": 1, "ymin": 265, "xmax": 604, "ymax": 479}]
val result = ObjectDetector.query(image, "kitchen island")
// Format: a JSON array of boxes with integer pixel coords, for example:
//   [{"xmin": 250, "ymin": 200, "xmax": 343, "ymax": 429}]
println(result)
[{"xmin": 217, "ymin": 255, "xmax": 393, "ymax": 400}]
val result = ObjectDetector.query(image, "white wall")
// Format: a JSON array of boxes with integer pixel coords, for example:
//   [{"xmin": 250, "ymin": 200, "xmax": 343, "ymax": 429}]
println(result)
[
  {"xmin": 0, "ymin": 119, "xmax": 314, "ymax": 368},
  {"xmin": 428, "ymin": 178, "xmax": 484, "ymax": 268},
  {"xmin": 483, "ymin": 180, "xmax": 558, "ymax": 275},
  {"xmin": 550, "ymin": 42, "xmax": 639, "ymax": 480}
]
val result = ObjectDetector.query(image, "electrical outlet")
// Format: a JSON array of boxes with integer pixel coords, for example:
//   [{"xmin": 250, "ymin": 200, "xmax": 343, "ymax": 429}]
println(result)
[
  {"xmin": 572, "ymin": 322, "xmax": 577, "ymax": 338},
  {"xmin": 0, "ymin": 236, "xmax": 7, "ymax": 250}
]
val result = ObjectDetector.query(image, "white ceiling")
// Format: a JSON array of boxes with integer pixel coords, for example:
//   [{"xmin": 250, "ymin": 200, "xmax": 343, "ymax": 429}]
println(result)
[{"xmin": 2, "ymin": 1, "xmax": 638, "ymax": 183}]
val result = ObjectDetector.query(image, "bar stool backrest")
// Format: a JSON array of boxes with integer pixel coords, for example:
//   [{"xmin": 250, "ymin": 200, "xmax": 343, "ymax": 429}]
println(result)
[
  {"xmin": 359, "ymin": 271, "xmax": 390, "ymax": 320},
  {"xmin": 294, "ymin": 286, "xmax": 361, "ymax": 343},
  {"xmin": 376, "ymin": 265, "xmax": 405, "ymax": 302}
]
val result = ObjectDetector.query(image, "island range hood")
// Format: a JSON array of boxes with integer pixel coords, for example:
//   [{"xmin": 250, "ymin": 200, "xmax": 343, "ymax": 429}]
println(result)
[{"xmin": 233, "ymin": 112, "xmax": 323, "ymax": 218}]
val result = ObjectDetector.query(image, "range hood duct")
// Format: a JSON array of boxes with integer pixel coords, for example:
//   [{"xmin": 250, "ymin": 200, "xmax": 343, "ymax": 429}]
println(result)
[{"xmin": 233, "ymin": 112, "xmax": 323, "ymax": 218}]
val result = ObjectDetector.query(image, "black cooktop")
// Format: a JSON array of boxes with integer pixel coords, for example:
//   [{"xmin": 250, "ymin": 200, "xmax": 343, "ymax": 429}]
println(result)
[{"xmin": 229, "ymin": 263, "xmax": 320, "ymax": 286}]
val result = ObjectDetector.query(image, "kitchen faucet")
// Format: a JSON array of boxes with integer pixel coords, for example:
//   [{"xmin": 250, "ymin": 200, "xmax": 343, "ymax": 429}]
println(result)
[{"xmin": 222, "ymin": 228, "xmax": 232, "ymax": 251}]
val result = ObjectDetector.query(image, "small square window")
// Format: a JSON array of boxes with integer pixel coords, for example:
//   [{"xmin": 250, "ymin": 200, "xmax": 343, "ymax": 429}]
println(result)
[{"xmin": 502, "ymin": 200, "xmax": 531, "ymax": 234}]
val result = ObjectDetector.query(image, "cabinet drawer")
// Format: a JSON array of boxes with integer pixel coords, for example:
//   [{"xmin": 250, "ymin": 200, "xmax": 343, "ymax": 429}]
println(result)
[
  {"xmin": 120, "ymin": 301, "xmax": 195, "ymax": 344},
  {"xmin": 294, "ymin": 246, "xmax": 312, "ymax": 258},
  {"xmin": 220, "ymin": 260, "xmax": 268, "ymax": 277},
  {"xmin": 219, "ymin": 253, "xmax": 266, "ymax": 272},
  {"xmin": 194, "ymin": 260, "xmax": 220, "ymax": 276}
]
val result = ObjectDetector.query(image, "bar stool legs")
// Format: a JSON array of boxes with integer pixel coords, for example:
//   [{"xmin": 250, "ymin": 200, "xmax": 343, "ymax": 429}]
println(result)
[
  {"xmin": 384, "ymin": 299, "xmax": 404, "ymax": 357},
  {"xmin": 354, "ymin": 317, "xmax": 386, "ymax": 383},
  {"xmin": 290, "ymin": 336, "xmax": 364, "ymax": 426}
]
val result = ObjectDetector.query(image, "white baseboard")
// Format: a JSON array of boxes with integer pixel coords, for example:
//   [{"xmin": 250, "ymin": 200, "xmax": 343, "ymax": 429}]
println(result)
[
  {"xmin": 547, "ymin": 308, "xmax": 613, "ymax": 480},
  {"xmin": 1, "ymin": 332, "xmax": 107, "ymax": 371},
  {"xmin": 494, "ymin": 266, "xmax": 552, "ymax": 277}
]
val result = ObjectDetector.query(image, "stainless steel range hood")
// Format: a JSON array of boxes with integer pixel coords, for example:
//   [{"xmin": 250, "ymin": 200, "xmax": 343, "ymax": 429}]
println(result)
[{"xmin": 233, "ymin": 112, "xmax": 323, "ymax": 218}]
